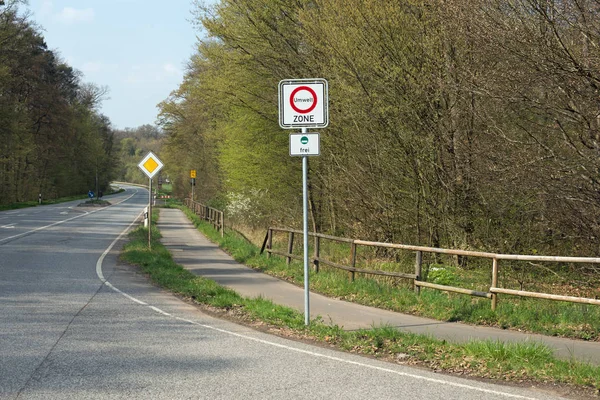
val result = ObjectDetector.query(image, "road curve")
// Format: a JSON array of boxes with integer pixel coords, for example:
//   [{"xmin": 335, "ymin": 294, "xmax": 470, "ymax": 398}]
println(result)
[{"xmin": 0, "ymin": 186, "xmax": 567, "ymax": 399}]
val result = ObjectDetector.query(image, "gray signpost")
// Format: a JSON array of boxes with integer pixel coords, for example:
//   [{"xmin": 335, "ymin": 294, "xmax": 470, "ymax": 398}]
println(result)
[{"xmin": 279, "ymin": 78, "xmax": 328, "ymax": 325}]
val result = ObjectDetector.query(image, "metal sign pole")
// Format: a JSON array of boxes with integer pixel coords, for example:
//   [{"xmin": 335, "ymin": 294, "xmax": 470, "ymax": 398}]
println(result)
[
  {"xmin": 278, "ymin": 79, "xmax": 328, "ymax": 326},
  {"xmin": 148, "ymin": 177, "xmax": 152, "ymax": 250},
  {"xmin": 302, "ymin": 127, "xmax": 310, "ymax": 326}
]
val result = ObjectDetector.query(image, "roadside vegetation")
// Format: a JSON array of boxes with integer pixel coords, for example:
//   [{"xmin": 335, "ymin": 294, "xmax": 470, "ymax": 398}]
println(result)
[
  {"xmin": 158, "ymin": 0, "xmax": 600, "ymax": 265},
  {"xmin": 0, "ymin": 3, "xmax": 118, "ymax": 207},
  {"xmin": 120, "ymin": 219, "xmax": 600, "ymax": 396},
  {"xmin": 152, "ymin": 1, "xmax": 600, "ymax": 358},
  {"xmin": 0, "ymin": 187, "xmax": 124, "ymax": 211}
]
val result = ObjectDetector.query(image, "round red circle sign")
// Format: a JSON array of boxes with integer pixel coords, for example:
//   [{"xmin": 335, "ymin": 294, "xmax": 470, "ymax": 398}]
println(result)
[{"xmin": 290, "ymin": 86, "xmax": 317, "ymax": 114}]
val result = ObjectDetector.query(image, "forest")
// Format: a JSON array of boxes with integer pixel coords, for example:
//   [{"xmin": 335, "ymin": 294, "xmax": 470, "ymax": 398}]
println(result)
[
  {"xmin": 0, "ymin": 1, "xmax": 116, "ymax": 204},
  {"xmin": 114, "ymin": 124, "xmax": 164, "ymax": 185},
  {"xmin": 157, "ymin": 0, "xmax": 600, "ymax": 257}
]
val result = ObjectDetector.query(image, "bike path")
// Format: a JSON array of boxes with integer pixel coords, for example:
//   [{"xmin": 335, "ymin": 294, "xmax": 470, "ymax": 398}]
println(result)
[{"xmin": 158, "ymin": 208, "xmax": 600, "ymax": 365}]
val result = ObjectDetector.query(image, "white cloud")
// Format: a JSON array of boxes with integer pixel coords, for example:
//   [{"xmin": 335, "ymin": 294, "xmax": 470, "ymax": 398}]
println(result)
[
  {"xmin": 124, "ymin": 64, "xmax": 182, "ymax": 84},
  {"xmin": 80, "ymin": 62, "xmax": 118, "ymax": 75},
  {"xmin": 81, "ymin": 62, "xmax": 102, "ymax": 73},
  {"xmin": 39, "ymin": 0, "xmax": 54, "ymax": 19},
  {"xmin": 34, "ymin": 1, "xmax": 95, "ymax": 25},
  {"xmin": 55, "ymin": 7, "xmax": 95, "ymax": 24},
  {"xmin": 163, "ymin": 63, "xmax": 180, "ymax": 76}
]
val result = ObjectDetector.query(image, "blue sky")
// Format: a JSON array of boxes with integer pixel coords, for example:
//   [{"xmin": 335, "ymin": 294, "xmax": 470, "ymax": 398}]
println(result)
[{"xmin": 25, "ymin": 1, "xmax": 203, "ymax": 130}]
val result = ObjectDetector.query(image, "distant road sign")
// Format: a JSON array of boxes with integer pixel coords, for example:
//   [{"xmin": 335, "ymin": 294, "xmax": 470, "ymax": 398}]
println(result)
[
  {"xmin": 138, "ymin": 152, "xmax": 164, "ymax": 179},
  {"xmin": 279, "ymin": 79, "xmax": 328, "ymax": 129},
  {"xmin": 190, "ymin": 170, "xmax": 197, "ymax": 178},
  {"xmin": 290, "ymin": 133, "xmax": 320, "ymax": 156}
]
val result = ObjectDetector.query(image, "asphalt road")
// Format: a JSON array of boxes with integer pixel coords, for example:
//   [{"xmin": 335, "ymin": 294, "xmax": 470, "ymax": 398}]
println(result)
[{"xmin": 0, "ymin": 186, "xmax": 568, "ymax": 399}]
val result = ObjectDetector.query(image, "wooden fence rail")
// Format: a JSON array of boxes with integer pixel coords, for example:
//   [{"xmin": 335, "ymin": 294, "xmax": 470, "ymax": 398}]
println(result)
[
  {"xmin": 261, "ymin": 227, "xmax": 600, "ymax": 310},
  {"xmin": 184, "ymin": 198, "xmax": 224, "ymax": 237}
]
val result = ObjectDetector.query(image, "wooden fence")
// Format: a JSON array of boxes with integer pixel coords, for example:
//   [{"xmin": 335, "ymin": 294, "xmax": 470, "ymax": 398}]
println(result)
[
  {"xmin": 184, "ymin": 198, "xmax": 224, "ymax": 237},
  {"xmin": 261, "ymin": 227, "xmax": 600, "ymax": 310}
]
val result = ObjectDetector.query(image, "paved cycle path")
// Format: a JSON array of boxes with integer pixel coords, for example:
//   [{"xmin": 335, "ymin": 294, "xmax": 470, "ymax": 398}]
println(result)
[{"xmin": 158, "ymin": 208, "xmax": 600, "ymax": 365}]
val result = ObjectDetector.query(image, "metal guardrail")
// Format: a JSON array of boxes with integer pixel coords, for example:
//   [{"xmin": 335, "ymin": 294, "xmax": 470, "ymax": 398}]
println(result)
[
  {"xmin": 184, "ymin": 198, "xmax": 224, "ymax": 237},
  {"xmin": 261, "ymin": 227, "xmax": 600, "ymax": 310}
]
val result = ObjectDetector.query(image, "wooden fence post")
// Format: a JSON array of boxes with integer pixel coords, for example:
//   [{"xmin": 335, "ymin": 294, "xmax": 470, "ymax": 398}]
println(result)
[
  {"xmin": 220, "ymin": 211, "xmax": 224, "ymax": 237},
  {"xmin": 287, "ymin": 232, "xmax": 295, "ymax": 266},
  {"xmin": 491, "ymin": 258, "xmax": 498, "ymax": 311},
  {"xmin": 414, "ymin": 251, "xmax": 422, "ymax": 295},
  {"xmin": 313, "ymin": 236, "xmax": 320, "ymax": 273},
  {"xmin": 267, "ymin": 229, "xmax": 273, "ymax": 259},
  {"xmin": 350, "ymin": 242, "xmax": 357, "ymax": 282}
]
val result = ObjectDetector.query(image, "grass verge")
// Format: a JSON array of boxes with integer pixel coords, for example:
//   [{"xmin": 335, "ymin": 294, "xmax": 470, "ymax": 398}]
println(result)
[
  {"xmin": 120, "ymin": 220, "xmax": 600, "ymax": 396},
  {"xmin": 0, "ymin": 188, "xmax": 124, "ymax": 211}
]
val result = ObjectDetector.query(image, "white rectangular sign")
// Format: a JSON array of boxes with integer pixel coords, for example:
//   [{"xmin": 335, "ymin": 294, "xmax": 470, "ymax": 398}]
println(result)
[
  {"xmin": 279, "ymin": 79, "xmax": 328, "ymax": 129},
  {"xmin": 290, "ymin": 133, "xmax": 320, "ymax": 156}
]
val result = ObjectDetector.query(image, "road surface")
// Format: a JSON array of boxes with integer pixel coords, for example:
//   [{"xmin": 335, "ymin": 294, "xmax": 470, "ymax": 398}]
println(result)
[{"xmin": 0, "ymin": 186, "xmax": 568, "ymax": 399}]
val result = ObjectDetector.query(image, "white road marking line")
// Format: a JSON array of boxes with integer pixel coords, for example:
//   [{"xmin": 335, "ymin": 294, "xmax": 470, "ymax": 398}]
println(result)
[
  {"xmin": 96, "ymin": 216, "xmax": 543, "ymax": 400},
  {"xmin": 150, "ymin": 306, "xmax": 172, "ymax": 317},
  {"xmin": 0, "ymin": 212, "xmax": 89, "ymax": 243},
  {"xmin": 1, "ymin": 224, "xmax": 16, "ymax": 229},
  {"xmin": 0, "ymin": 192, "xmax": 137, "ymax": 244}
]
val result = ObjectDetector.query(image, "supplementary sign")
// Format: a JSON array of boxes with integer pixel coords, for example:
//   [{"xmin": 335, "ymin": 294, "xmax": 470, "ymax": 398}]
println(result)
[
  {"xmin": 279, "ymin": 79, "xmax": 328, "ymax": 129},
  {"xmin": 290, "ymin": 133, "xmax": 320, "ymax": 156},
  {"xmin": 138, "ymin": 152, "xmax": 164, "ymax": 179}
]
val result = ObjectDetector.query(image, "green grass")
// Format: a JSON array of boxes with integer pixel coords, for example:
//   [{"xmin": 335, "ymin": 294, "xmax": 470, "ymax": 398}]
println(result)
[
  {"xmin": 119, "ymin": 220, "xmax": 600, "ymax": 393},
  {"xmin": 121, "ymin": 225, "xmax": 308, "ymax": 329},
  {"xmin": 0, "ymin": 187, "xmax": 125, "ymax": 211},
  {"xmin": 0, "ymin": 194, "xmax": 88, "ymax": 210},
  {"xmin": 158, "ymin": 183, "xmax": 172, "ymax": 194}
]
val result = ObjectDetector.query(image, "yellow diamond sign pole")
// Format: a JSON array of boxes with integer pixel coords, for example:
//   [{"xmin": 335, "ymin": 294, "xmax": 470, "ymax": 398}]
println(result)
[
  {"xmin": 138, "ymin": 152, "xmax": 164, "ymax": 249},
  {"xmin": 190, "ymin": 170, "xmax": 196, "ymax": 201}
]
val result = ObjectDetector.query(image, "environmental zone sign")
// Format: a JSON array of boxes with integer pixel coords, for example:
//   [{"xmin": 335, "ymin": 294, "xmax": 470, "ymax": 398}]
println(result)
[{"xmin": 279, "ymin": 79, "xmax": 328, "ymax": 129}]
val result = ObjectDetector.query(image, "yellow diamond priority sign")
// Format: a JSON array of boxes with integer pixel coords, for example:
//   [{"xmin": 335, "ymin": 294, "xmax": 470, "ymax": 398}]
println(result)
[{"xmin": 138, "ymin": 152, "xmax": 164, "ymax": 178}]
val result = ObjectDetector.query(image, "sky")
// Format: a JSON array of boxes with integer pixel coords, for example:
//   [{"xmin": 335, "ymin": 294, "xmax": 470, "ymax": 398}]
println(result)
[{"xmin": 24, "ymin": 0, "xmax": 204, "ymax": 130}]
